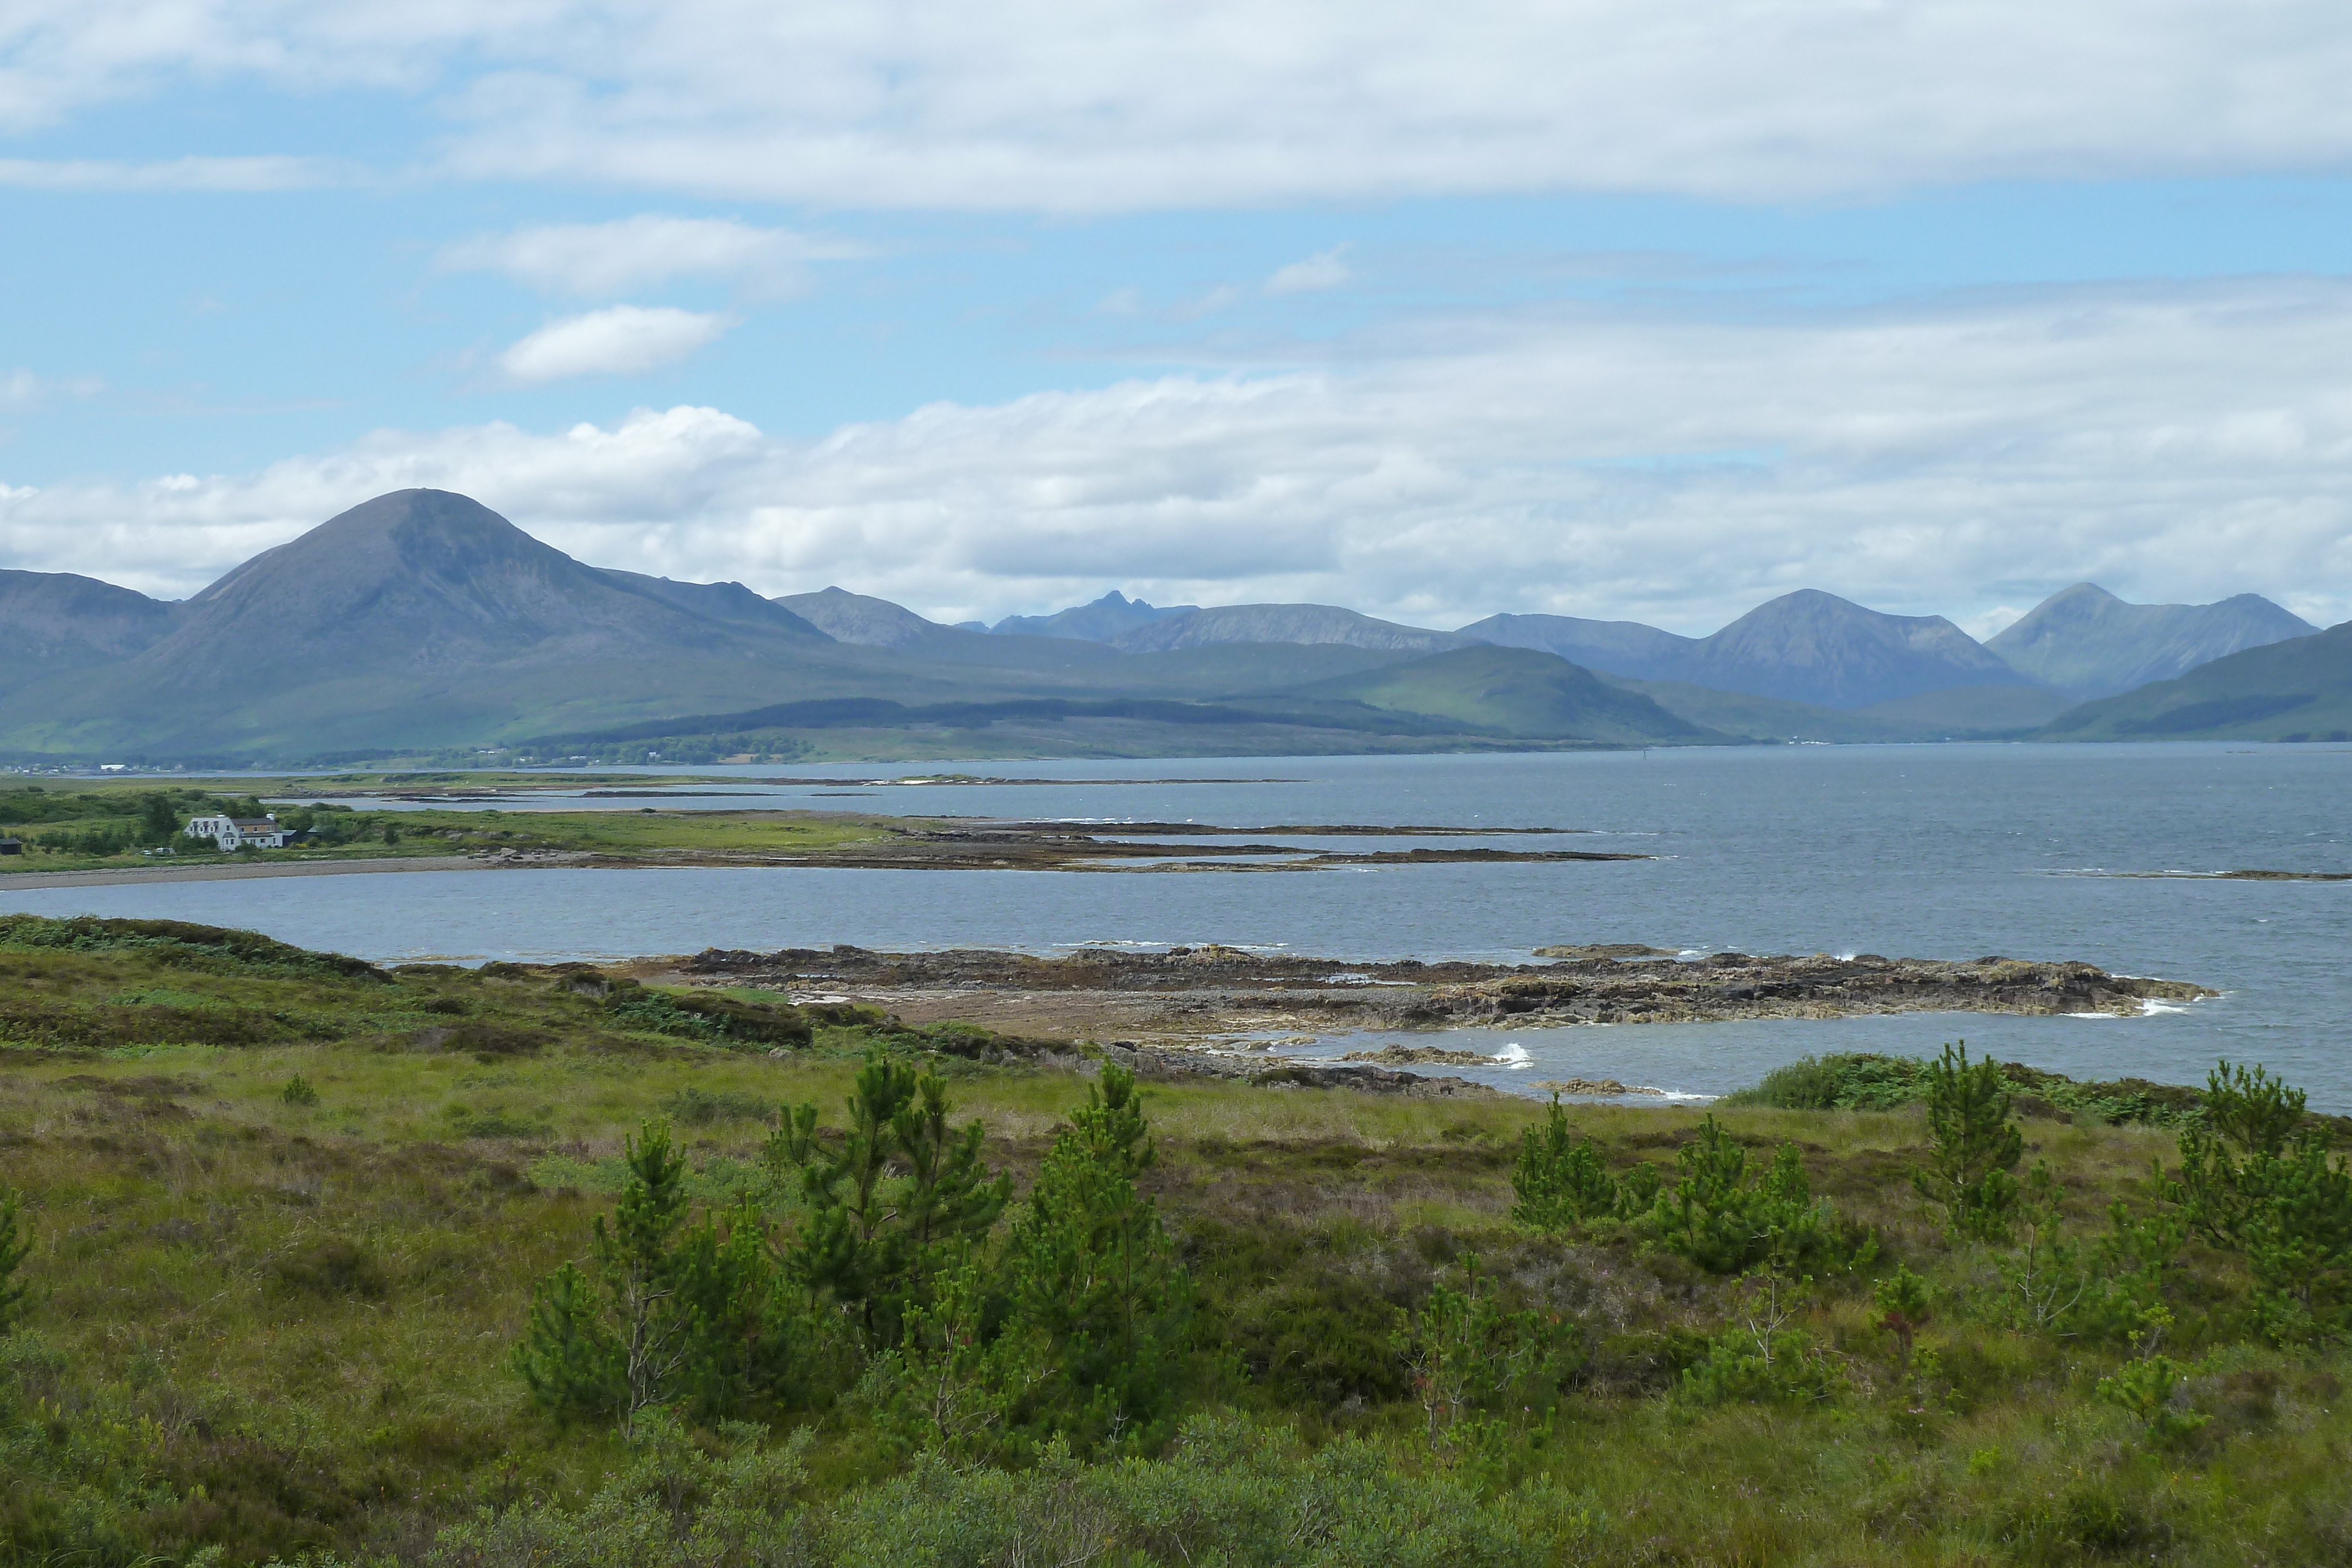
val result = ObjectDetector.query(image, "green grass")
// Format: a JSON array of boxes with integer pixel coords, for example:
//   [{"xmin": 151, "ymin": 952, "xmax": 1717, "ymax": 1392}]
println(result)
[
  {"xmin": 0, "ymin": 774, "xmax": 926, "ymax": 872},
  {"xmin": 0, "ymin": 915, "xmax": 2348, "ymax": 1564}
]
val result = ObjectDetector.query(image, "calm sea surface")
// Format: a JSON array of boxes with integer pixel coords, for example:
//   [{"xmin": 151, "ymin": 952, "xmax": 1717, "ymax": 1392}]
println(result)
[{"xmin": 8, "ymin": 744, "xmax": 2350, "ymax": 1108}]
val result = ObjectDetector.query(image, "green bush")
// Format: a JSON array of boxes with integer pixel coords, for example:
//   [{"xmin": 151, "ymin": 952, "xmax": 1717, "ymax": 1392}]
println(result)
[
  {"xmin": 1510, "ymin": 1096, "xmax": 1655, "ymax": 1231},
  {"xmin": 2173, "ymin": 1060, "xmax": 2352, "ymax": 1342},
  {"xmin": 1649, "ymin": 1117, "xmax": 1854, "ymax": 1275},
  {"xmin": 1390, "ymin": 1253, "xmax": 1579, "ymax": 1446},
  {"xmin": 514, "ymin": 1123, "xmax": 786, "ymax": 1431},
  {"xmin": 1730, "ymin": 1055, "xmax": 1847, "ymax": 1111},
  {"xmin": 1913, "ymin": 1042, "xmax": 2024, "ymax": 1241}
]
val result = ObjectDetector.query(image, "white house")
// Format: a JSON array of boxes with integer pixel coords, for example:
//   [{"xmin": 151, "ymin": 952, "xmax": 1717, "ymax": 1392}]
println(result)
[{"xmin": 184, "ymin": 813, "xmax": 294, "ymax": 850}]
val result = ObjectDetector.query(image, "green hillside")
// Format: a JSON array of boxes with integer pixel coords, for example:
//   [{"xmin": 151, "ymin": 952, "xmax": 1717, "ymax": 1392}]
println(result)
[
  {"xmin": 1294, "ymin": 645, "xmax": 1722, "ymax": 743},
  {"xmin": 2039, "ymin": 619, "xmax": 2352, "ymax": 740}
]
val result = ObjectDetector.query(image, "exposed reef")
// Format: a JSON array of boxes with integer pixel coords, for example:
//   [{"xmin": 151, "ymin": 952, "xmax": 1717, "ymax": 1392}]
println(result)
[{"xmin": 673, "ymin": 942, "xmax": 2216, "ymax": 1045}]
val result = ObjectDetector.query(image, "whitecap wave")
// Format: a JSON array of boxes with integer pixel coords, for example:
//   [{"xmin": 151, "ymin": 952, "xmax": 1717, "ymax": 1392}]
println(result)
[
  {"xmin": 1492, "ymin": 1043, "xmax": 1532, "ymax": 1068},
  {"xmin": 2140, "ymin": 999, "xmax": 2191, "ymax": 1016},
  {"xmin": 2064, "ymin": 1011, "xmax": 2119, "ymax": 1019}
]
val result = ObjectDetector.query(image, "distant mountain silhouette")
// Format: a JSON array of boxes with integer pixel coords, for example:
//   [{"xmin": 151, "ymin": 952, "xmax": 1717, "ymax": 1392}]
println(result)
[
  {"xmin": 0, "ymin": 490, "xmax": 897, "ymax": 755},
  {"xmin": 592, "ymin": 570, "xmax": 826, "ymax": 636},
  {"xmin": 1987, "ymin": 583, "xmax": 2317, "ymax": 698},
  {"xmin": 2040, "ymin": 618, "xmax": 2352, "ymax": 740},
  {"xmin": 1686, "ymin": 590, "xmax": 2032, "ymax": 708},
  {"xmin": 1462, "ymin": 591, "xmax": 2032, "ymax": 708},
  {"xmin": 779, "ymin": 586, "xmax": 957, "ymax": 650},
  {"xmin": 1114, "ymin": 604, "xmax": 1471, "ymax": 655},
  {"xmin": 0, "ymin": 570, "xmax": 181, "ymax": 694},
  {"xmin": 1294, "ymin": 646, "xmax": 1720, "ymax": 743},
  {"xmin": 1453, "ymin": 613, "xmax": 1699, "ymax": 683},
  {"xmin": 156, "ymin": 489, "xmax": 836, "ymax": 684},
  {"xmin": 994, "ymin": 590, "xmax": 1198, "ymax": 641},
  {"xmin": 4, "ymin": 488, "xmax": 2330, "ymax": 761}
]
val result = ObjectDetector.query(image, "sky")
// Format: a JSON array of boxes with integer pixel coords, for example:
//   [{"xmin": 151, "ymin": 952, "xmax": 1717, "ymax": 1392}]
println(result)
[{"xmin": 4, "ymin": 2, "xmax": 2352, "ymax": 637}]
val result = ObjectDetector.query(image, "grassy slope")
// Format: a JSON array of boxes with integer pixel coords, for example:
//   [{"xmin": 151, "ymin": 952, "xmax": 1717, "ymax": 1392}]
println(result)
[
  {"xmin": 1291, "ymin": 646, "xmax": 1719, "ymax": 743},
  {"xmin": 1, "ymin": 919, "xmax": 2348, "ymax": 1563},
  {"xmin": 2040, "ymin": 619, "xmax": 2352, "ymax": 740}
]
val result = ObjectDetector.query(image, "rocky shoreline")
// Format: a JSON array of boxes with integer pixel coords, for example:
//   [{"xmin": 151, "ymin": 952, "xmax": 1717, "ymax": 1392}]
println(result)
[{"xmin": 674, "ymin": 941, "xmax": 2217, "ymax": 1054}]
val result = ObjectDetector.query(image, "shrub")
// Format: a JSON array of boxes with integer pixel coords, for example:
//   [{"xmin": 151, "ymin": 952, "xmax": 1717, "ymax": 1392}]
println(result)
[
  {"xmin": 606, "ymin": 983, "xmax": 814, "ymax": 1048},
  {"xmin": 2097, "ymin": 1353, "xmax": 2210, "ymax": 1447},
  {"xmin": 1729, "ymin": 1055, "xmax": 1846, "ymax": 1111},
  {"xmin": 514, "ymin": 1123, "xmax": 786, "ymax": 1431},
  {"xmin": 1390, "ymin": 1253, "xmax": 1579, "ymax": 1447},
  {"xmin": 271, "ymin": 1238, "xmax": 387, "ymax": 1299},
  {"xmin": 662, "ymin": 1087, "xmax": 771, "ymax": 1126},
  {"xmin": 1511, "ymin": 1096, "xmax": 1653, "ymax": 1231},
  {"xmin": 2171, "ymin": 1060, "xmax": 2352, "ymax": 1343},
  {"xmin": 1650, "ymin": 1118, "xmax": 1852, "ymax": 1275},
  {"xmin": 1913, "ymin": 1042, "xmax": 2023, "ymax": 1241},
  {"xmin": 281, "ymin": 1074, "xmax": 319, "ymax": 1106}
]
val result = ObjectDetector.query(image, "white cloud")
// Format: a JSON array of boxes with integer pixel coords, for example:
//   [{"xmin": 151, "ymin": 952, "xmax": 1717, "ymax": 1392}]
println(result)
[
  {"xmin": 7, "ymin": 278, "xmax": 2352, "ymax": 630},
  {"xmin": 1267, "ymin": 245, "xmax": 1352, "ymax": 295},
  {"xmin": 494, "ymin": 306, "xmax": 732, "ymax": 384},
  {"xmin": 13, "ymin": 2, "xmax": 2352, "ymax": 208},
  {"xmin": 438, "ymin": 215, "xmax": 858, "ymax": 297}
]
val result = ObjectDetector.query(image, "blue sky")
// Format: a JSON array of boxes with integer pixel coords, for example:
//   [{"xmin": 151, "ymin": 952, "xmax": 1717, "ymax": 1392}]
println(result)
[{"xmin": 5, "ymin": 2, "xmax": 2352, "ymax": 636}]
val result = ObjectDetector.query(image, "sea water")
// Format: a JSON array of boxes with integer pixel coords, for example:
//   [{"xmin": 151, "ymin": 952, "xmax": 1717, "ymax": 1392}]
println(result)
[{"xmin": 6, "ymin": 743, "xmax": 2348, "ymax": 1107}]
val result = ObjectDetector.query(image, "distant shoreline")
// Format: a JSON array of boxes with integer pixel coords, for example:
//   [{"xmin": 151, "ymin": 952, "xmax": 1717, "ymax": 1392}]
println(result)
[{"xmin": 0, "ymin": 856, "xmax": 488, "ymax": 890}]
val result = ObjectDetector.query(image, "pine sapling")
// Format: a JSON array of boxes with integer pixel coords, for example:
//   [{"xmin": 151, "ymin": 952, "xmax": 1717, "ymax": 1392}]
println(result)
[{"xmin": 1913, "ymin": 1042, "xmax": 2023, "ymax": 1241}]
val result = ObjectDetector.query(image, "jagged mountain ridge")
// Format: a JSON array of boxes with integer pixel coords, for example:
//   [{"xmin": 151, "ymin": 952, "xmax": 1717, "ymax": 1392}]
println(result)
[
  {"xmin": 1113, "ymin": 603, "xmax": 1472, "ymax": 655},
  {"xmin": 0, "ymin": 490, "xmax": 2330, "ymax": 758},
  {"xmin": 1987, "ymin": 583, "xmax": 2317, "ymax": 698},
  {"xmin": 1459, "ymin": 590, "xmax": 2031, "ymax": 709},
  {"xmin": 993, "ymin": 590, "xmax": 1198, "ymax": 641}
]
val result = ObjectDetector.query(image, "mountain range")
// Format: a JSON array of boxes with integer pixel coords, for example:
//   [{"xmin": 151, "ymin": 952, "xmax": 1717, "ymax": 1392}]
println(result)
[{"xmin": 0, "ymin": 487, "xmax": 2337, "ymax": 761}]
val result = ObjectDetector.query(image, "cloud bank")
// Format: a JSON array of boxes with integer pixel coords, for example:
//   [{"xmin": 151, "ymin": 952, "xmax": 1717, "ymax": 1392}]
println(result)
[
  {"xmin": 11, "ymin": 2, "xmax": 2352, "ymax": 207},
  {"xmin": 6, "ymin": 277, "xmax": 2348, "ymax": 633}
]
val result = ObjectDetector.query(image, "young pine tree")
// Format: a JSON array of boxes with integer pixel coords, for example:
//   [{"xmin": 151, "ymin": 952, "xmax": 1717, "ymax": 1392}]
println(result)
[
  {"xmin": 514, "ymin": 1123, "xmax": 781, "ymax": 1432},
  {"xmin": 1657, "ymin": 1117, "xmax": 1838, "ymax": 1274},
  {"xmin": 1000, "ymin": 1061, "xmax": 1189, "ymax": 1453},
  {"xmin": 2173, "ymin": 1061, "xmax": 2352, "ymax": 1343},
  {"xmin": 1511, "ymin": 1096, "xmax": 1636, "ymax": 1231},
  {"xmin": 774, "ymin": 1053, "xmax": 1009, "ymax": 1346},
  {"xmin": 1913, "ymin": 1042, "xmax": 2023, "ymax": 1241}
]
